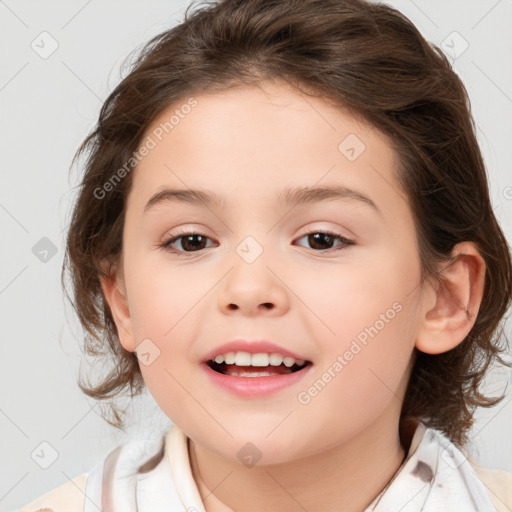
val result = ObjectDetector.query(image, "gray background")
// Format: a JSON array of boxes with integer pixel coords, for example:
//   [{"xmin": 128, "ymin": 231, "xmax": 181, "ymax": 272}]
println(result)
[{"xmin": 1, "ymin": 0, "xmax": 511, "ymax": 510}]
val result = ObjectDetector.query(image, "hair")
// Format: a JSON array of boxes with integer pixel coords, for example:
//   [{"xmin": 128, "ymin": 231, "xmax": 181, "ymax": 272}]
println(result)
[{"xmin": 62, "ymin": 0, "xmax": 512, "ymax": 447}]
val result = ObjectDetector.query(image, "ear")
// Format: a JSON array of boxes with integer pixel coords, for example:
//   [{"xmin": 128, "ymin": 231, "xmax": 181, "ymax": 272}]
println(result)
[
  {"xmin": 415, "ymin": 242, "xmax": 486, "ymax": 355},
  {"xmin": 98, "ymin": 256, "xmax": 137, "ymax": 353}
]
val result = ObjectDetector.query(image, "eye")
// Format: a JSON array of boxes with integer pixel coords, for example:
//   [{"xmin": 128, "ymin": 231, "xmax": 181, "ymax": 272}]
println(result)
[
  {"xmin": 159, "ymin": 231, "xmax": 216, "ymax": 253},
  {"xmin": 159, "ymin": 229, "xmax": 353, "ymax": 255},
  {"xmin": 294, "ymin": 230, "xmax": 354, "ymax": 252}
]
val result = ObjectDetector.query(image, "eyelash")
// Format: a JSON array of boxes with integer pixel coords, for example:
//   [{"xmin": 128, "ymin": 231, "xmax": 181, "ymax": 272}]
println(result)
[{"xmin": 158, "ymin": 229, "xmax": 354, "ymax": 255}]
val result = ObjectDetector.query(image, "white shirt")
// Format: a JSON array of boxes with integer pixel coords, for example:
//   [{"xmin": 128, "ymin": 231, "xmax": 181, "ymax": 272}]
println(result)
[
  {"xmin": 77, "ymin": 420, "xmax": 498, "ymax": 512},
  {"xmin": 21, "ymin": 419, "xmax": 509, "ymax": 511}
]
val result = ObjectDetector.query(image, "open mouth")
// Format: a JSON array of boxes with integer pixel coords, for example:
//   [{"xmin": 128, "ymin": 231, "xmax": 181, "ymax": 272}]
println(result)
[{"xmin": 206, "ymin": 360, "xmax": 312, "ymax": 377}]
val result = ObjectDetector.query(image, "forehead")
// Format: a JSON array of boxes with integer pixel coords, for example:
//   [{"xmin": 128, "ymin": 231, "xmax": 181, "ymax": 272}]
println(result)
[{"xmin": 126, "ymin": 81, "xmax": 405, "ymax": 216}]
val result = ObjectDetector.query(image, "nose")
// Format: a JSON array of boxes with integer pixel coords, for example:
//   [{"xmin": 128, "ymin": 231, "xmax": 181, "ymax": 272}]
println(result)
[{"xmin": 217, "ymin": 248, "xmax": 290, "ymax": 317}]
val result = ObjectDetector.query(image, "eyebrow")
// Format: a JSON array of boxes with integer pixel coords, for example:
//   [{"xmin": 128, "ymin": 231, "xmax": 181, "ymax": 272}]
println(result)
[{"xmin": 143, "ymin": 185, "xmax": 380, "ymax": 215}]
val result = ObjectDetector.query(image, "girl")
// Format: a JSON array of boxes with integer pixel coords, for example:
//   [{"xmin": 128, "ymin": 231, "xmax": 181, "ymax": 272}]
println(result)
[{"xmin": 18, "ymin": 0, "xmax": 512, "ymax": 510}]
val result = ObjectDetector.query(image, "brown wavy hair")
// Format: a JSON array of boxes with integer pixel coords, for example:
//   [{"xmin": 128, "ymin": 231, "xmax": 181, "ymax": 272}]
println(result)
[{"xmin": 62, "ymin": 0, "xmax": 512, "ymax": 446}]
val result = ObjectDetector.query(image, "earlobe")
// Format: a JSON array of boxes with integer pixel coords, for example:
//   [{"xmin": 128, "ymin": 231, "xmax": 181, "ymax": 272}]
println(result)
[
  {"xmin": 415, "ymin": 242, "xmax": 486, "ymax": 355},
  {"xmin": 98, "ymin": 258, "xmax": 137, "ymax": 353}
]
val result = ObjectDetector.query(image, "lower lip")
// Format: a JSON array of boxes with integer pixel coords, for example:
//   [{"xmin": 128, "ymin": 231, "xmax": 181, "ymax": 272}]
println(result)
[{"xmin": 201, "ymin": 363, "xmax": 313, "ymax": 398}]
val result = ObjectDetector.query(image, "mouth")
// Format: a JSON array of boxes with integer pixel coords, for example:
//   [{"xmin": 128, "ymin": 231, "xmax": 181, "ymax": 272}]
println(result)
[{"xmin": 206, "ymin": 359, "xmax": 313, "ymax": 377}]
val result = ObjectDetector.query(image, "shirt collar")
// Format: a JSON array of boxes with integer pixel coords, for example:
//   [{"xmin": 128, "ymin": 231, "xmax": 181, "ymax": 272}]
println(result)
[{"xmin": 165, "ymin": 420, "xmax": 496, "ymax": 512}]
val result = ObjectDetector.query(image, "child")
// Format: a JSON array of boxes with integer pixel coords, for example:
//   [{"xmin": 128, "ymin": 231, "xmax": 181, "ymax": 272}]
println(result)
[{"xmin": 18, "ymin": 0, "xmax": 512, "ymax": 510}]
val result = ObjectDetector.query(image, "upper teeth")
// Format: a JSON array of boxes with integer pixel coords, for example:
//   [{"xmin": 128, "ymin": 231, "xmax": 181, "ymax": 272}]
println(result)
[{"xmin": 212, "ymin": 351, "xmax": 306, "ymax": 368}]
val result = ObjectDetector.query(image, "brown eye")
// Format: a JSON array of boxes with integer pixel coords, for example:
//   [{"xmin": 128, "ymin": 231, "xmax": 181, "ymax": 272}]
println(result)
[
  {"xmin": 160, "ymin": 230, "xmax": 353, "ymax": 255},
  {"xmin": 295, "ymin": 231, "xmax": 353, "ymax": 252},
  {"xmin": 161, "ymin": 232, "xmax": 215, "ymax": 253}
]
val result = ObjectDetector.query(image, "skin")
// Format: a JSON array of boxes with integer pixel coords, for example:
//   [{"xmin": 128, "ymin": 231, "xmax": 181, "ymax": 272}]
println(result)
[{"xmin": 100, "ymin": 79, "xmax": 486, "ymax": 512}]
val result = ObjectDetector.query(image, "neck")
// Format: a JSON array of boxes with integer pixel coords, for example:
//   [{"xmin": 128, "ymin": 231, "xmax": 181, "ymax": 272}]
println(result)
[{"xmin": 189, "ymin": 412, "xmax": 412, "ymax": 512}]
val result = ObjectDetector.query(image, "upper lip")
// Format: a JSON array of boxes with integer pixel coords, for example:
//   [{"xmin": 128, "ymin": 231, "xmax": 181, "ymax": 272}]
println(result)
[{"xmin": 201, "ymin": 340, "xmax": 310, "ymax": 363}]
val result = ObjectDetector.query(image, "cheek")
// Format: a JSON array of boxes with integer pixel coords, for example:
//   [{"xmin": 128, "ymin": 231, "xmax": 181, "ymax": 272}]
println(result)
[
  {"xmin": 127, "ymin": 258, "xmax": 207, "ymax": 341},
  {"xmin": 303, "ymin": 253, "xmax": 416, "ymax": 345},
  {"xmin": 124, "ymin": 260, "xmax": 211, "ymax": 414},
  {"xmin": 296, "ymin": 304, "xmax": 415, "ymax": 445},
  {"xmin": 297, "ymin": 248, "xmax": 419, "ymax": 407}
]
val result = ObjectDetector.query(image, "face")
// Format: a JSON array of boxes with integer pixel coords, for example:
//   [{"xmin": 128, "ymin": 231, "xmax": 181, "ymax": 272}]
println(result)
[{"xmin": 109, "ymin": 80, "xmax": 431, "ymax": 464}]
